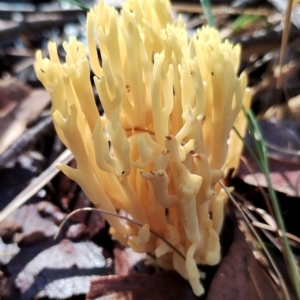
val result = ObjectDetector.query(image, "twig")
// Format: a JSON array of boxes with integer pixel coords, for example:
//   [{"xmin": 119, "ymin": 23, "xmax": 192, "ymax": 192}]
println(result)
[
  {"xmin": 0, "ymin": 115, "xmax": 53, "ymax": 169},
  {"xmin": 0, "ymin": 149, "xmax": 73, "ymax": 223},
  {"xmin": 277, "ymin": 0, "xmax": 294, "ymax": 88},
  {"xmin": 55, "ymin": 207, "xmax": 186, "ymax": 261}
]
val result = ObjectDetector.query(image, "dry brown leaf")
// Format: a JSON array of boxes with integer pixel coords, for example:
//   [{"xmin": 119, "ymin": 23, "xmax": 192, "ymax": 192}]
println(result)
[
  {"xmin": 239, "ymin": 158, "xmax": 300, "ymax": 197},
  {"xmin": 0, "ymin": 85, "xmax": 50, "ymax": 154},
  {"xmin": 238, "ymin": 119, "xmax": 300, "ymax": 197},
  {"xmin": 86, "ymin": 271, "xmax": 197, "ymax": 300},
  {"xmin": 206, "ymin": 225, "xmax": 280, "ymax": 300},
  {"xmin": 0, "ymin": 78, "xmax": 31, "ymax": 117},
  {"xmin": 114, "ymin": 245, "xmax": 149, "ymax": 275}
]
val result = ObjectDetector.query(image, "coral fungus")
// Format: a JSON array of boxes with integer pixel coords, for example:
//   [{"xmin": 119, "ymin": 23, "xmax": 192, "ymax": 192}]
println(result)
[{"xmin": 35, "ymin": 0, "xmax": 251, "ymax": 295}]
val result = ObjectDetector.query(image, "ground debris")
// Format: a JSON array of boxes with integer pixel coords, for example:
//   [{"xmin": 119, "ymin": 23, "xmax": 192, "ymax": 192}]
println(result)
[
  {"xmin": 86, "ymin": 271, "xmax": 197, "ymax": 300},
  {"xmin": 0, "ymin": 84, "xmax": 50, "ymax": 155},
  {"xmin": 238, "ymin": 119, "xmax": 300, "ymax": 197},
  {"xmin": 6, "ymin": 202, "xmax": 58, "ymax": 246},
  {"xmin": 8, "ymin": 239, "xmax": 111, "ymax": 300},
  {"xmin": 207, "ymin": 223, "xmax": 280, "ymax": 300}
]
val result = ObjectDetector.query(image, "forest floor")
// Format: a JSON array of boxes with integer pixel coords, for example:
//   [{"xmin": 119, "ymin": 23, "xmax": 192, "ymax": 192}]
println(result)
[{"xmin": 0, "ymin": 0, "xmax": 299, "ymax": 299}]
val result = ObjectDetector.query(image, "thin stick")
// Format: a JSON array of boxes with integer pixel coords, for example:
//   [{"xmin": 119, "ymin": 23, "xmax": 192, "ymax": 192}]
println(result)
[
  {"xmin": 0, "ymin": 149, "xmax": 73, "ymax": 223},
  {"xmin": 277, "ymin": 0, "xmax": 293, "ymax": 88},
  {"xmin": 55, "ymin": 207, "xmax": 186, "ymax": 261}
]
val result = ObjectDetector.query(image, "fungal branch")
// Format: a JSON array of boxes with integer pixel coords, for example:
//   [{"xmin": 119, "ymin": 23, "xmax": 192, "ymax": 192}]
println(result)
[{"xmin": 34, "ymin": 0, "xmax": 251, "ymax": 296}]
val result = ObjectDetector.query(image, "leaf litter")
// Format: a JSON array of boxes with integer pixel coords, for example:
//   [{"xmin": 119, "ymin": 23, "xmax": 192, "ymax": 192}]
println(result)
[{"xmin": 0, "ymin": 0, "xmax": 300, "ymax": 299}]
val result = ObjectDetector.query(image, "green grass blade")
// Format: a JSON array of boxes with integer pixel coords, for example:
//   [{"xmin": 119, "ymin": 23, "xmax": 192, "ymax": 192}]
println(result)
[
  {"xmin": 60, "ymin": 0, "xmax": 90, "ymax": 11},
  {"xmin": 246, "ymin": 111, "xmax": 300, "ymax": 299},
  {"xmin": 232, "ymin": 14, "xmax": 261, "ymax": 32},
  {"xmin": 235, "ymin": 108, "xmax": 300, "ymax": 299},
  {"xmin": 245, "ymin": 108, "xmax": 268, "ymax": 161},
  {"xmin": 198, "ymin": 0, "xmax": 216, "ymax": 28},
  {"xmin": 232, "ymin": 126, "xmax": 264, "ymax": 171},
  {"xmin": 242, "ymin": 107, "xmax": 265, "ymax": 160}
]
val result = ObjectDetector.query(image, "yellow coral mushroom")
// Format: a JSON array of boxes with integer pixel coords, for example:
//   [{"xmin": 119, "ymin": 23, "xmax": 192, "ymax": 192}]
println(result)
[{"xmin": 34, "ymin": 0, "xmax": 251, "ymax": 296}]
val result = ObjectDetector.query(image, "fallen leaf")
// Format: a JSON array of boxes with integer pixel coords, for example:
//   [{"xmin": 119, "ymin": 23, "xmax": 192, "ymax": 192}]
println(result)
[
  {"xmin": 0, "ymin": 87, "xmax": 50, "ymax": 154},
  {"xmin": 66, "ymin": 223, "xmax": 90, "ymax": 240},
  {"xmin": 257, "ymin": 119, "xmax": 300, "ymax": 164},
  {"xmin": 86, "ymin": 271, "xmax": 197, "ymax": 300},
  {"xmin": 0, "ymin": 219, "xmax": 22, "ymax": 242},
  {"xmin": 6, "ymin": 202, "xmax": 58, "ymax": 246},
  {"xmin": 0, "ymin": 272, "xmax": 18, "ymax": 300},
  {"xmin": 9, "ymin": 239, "xmax": 111, "ymax": 300},
  {"xmin": 239, "ymin": 158, "xmax": 300, "ymax": 197},
  {"xmin": 0, "ymin": 238, "xmax": 20, "ymax": 265},
  {"xmin": 114, "ymin": 245, "xmax": 149, "ymax": 275},
  {"xmin": 0, "ymin": 78, "xmax": 31, "ymax": 117},
  {"xmin": 206, "ymin": 221, "xmax": 280, "ymax": 300},
  {"xmin": 238, "ymin": 119, "xmax": 300, "ymax": 197},
  {"xmin": 37, "ymin": 200, "xmax": 66, "ymax": 226}
]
